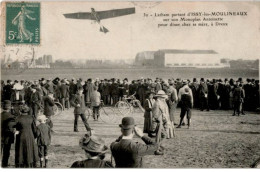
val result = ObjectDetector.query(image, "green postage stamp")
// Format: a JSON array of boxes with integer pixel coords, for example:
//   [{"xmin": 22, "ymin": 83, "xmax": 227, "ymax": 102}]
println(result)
[{"xmin": 5, "ymin": 2, "xmax": 40, "ymax": 45}]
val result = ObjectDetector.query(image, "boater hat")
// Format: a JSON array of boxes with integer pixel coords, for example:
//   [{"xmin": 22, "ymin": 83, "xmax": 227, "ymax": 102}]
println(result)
[
  {"xmin": 79, "ymin": 134, "xmax": 108, "ymax": 154},
  {"xmin": 119, "ymin": 117, "xmax": 136, "ymax": 129},
  {"xmin": 154, "ymin": 90, "xmax": 168, "ymax": 98},
  {"xmin": 37, "ymin": 115, "xmax": 48, "ymax": 122}
]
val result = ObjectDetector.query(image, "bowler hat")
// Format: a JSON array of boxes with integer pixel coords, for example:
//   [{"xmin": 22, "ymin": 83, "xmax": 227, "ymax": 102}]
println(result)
[
  {"xmin": 119, "ymin": 117, "xmax": 135, "ymax": 129},
  {"xmin": 79, "ymin": 134, "xmax": 108, "ymax": 154},
  {"xmin": 31, "ymin": 84, "xmax": 37, "ymax": 89},
  {"xmin": 20, "ymin": 105, "xmax": 30, "ymax": 113},
  {"xmin": 3, "ymin": 100, "xmax": 11, "ymax": 110}
]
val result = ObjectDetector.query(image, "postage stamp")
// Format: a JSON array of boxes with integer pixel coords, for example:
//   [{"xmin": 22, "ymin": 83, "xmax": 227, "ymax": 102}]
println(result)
[{"xmin": 5, "ymin": 2, "xmax": 40, "ymax": 45}]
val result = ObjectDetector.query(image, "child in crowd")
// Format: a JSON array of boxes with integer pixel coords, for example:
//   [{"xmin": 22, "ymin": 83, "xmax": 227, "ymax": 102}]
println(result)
[{"xmin": 37, "ymin": 115, "xmax": 52, "ymax": 168}]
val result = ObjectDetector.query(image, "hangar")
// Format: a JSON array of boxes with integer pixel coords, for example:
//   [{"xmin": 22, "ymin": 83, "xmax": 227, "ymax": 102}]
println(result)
[{"xmin": 135, "ymin": 49, "xmax": 230, "ymax": 68}]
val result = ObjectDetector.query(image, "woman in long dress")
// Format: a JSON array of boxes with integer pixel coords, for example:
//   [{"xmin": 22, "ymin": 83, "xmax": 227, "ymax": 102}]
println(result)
[
  {"xmin": 15, "ymin": 105, "xmax": 39, "ymax": 167},
  {"xmin": 143, "ymin": 92, "xmax": 155, "ymax": 136},
  {"xmin": 152, "ymin": 90, "xmax": 175, "ymax": 140}
]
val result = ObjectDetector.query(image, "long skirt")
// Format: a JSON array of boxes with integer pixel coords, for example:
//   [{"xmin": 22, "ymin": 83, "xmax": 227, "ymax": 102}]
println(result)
[
  {"xmin": 166, "ymin": 122, "xmax": 175, "ymax": 139},
  {"xmin": 143, "ymin": 112, "xmax": 152, "ymax": 133}
]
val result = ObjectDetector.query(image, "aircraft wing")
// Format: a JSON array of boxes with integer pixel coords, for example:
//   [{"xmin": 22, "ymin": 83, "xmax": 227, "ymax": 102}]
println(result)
[
  {"xmin": 63, "ymin": 12, "xmax": 95, "ymax": 20},
  {"xmin": 97, "ymin": 7, "xmax": 135, "ymax": 20}
]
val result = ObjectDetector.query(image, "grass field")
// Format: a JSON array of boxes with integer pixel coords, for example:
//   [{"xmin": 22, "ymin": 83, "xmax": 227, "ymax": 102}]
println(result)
[
  {"xmin": 6, "ymin": 107, "xmax": 260, "ymax": 168},
  {"xmin": 1, "ymin": 67, "xmax": 259, "ymax": 81}
]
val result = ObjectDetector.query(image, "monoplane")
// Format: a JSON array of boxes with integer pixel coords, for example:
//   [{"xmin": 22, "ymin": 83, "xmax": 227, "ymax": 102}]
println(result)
[{"xmin": 63, "ymin": 7, "xmax": 135, "ymax": 33}]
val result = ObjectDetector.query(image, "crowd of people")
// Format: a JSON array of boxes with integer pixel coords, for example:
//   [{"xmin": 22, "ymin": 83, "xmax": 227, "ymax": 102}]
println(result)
[
  {"xmin": 1, "ymin": 76, "xmax": 259, "ymax": 168},
  {"xmin": 1, "ymin": 77, "xmax": 259, "ymax": 116}
]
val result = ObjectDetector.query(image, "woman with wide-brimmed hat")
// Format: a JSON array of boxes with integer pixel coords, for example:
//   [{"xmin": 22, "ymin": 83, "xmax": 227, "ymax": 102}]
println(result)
[
  {"xmin": 15, "ymin": 105, "xmax": 39, "ymax": 167},
  {"xmin": 71, "ymin": 134, "xmax": 113, "ymax": 168},
  {"xmin": 152, "ymin": 90, "xmax": 175, "ymax": 141}
]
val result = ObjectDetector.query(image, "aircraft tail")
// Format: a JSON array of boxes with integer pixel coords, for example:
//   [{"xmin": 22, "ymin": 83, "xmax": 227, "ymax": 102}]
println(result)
[{"xmin": 100, "ymin": 26, "xmax": 109, "ymax": 33}]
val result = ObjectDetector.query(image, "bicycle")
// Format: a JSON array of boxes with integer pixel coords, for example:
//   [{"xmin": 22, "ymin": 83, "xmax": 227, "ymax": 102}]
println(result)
[
  {"xmin": 115, "ymin": 92, "xmax": 145, "ymax": 116},
  {"xmin": 85, "ymin": 100, "xmax": 117, "ymax": 124},
  {"xmin": 53, "ymin": 101, "xmax": 64, "ymax": 116}
]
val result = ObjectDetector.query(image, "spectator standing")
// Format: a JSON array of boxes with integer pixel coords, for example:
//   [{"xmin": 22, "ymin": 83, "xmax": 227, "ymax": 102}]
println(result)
[{"xmin": 36, "ymin": 115, "xmax": 51, "ymax": 168}]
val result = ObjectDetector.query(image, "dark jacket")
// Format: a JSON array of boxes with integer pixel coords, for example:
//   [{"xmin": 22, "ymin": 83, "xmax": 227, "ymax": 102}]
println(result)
[
  {"xmin": 1, "ymin": 111, "xmax": 16, "ymax": 145},
  {"xmin": 180, "ymin": 94, "xmax": 192, "ymax": 109},
  {"xmin": 111, "ymin": 83, "xmax": 119, "ymax": 95},
  {"xmin": 59, "ymin": 84, "xmax": 69, "ymax": 99},
  {"xmin": 45, "ymin": 82, "xmax": 54, "ymax": 94},
  {"xmin": 199, "ymin": 82, "xmax": 208, "ymax": 98},
  {"xmin": 30, "ymin": 91, "xmax": 42, "ymax": 107},
  {"xmin": 71, "ymin": 159, "xmax": 113, "ymax": 168},
  {"xmin": 70, "ymin": 93, "xmax": 86, "ymax": 114},
  {"xmin": 3, "ymin": 84, "xmax": 13, "ymax": 101},
  {"xmin": 233, "ymin": 87, "xmax": 245, "ymax": 102},
  {"xmin": 103, "ymin": 83, "xmax": 110, "ymax": 96},
  {"xmin": 122, "ymin": 83, "xmax": 129, "ymax": 96},
  {"xmin": 43, "ymin": 96, "xmax": 55, "ymax": 116},
  {"xmin": 110, "ymin": 136, "xmax": 158, "ymax": 168},
  {"xmin": 36, "ymin": 123, "xmax": 51, "ymax": 146}
]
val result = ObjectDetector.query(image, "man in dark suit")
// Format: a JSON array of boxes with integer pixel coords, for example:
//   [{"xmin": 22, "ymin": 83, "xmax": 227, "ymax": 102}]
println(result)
[
  {"xmin": 110, "ymin": 117, "xmax": 159, "ymax": 168},
  {"xmin": 1, "ymin": 100, "xmax": 16, "ymax": 167},
  {"xmin": 59, "ymin": 79, "xmax": 70, "ymax": 109},
  {"xmin": 43, "ymin": 91, "xmax": 55, "ymax": 129},
  {"xmin": 122, "ymin": 78, "xmax": 129, "ymax": 97},
  {"xmin": 232, "ymin": 83, "xmax": 245, "ymax": 116},
  {"xmin": 30, "ymin": 84, "xmax": 42, "ymax": 120},
  {"xmin": 45, "ymin": 79, "xmax": 54, "ymax": 94},
  {"xmin": 70, "ymin": 88, "xmax": 92, "ymax": 133},
  {"xmin": 102, "ymin": 79, "xmax": 110, "ymax": 105},
  {"xmin": 3, "ymin": 80, "xmax": 13, "ymax": 101},
  {"xmin": 189, "ymin": 78, "xmax": 199, "ymax": 109},
  {"xmin": 177, "ymin": 88, "xmax": 193, "ymax": 129},
  {"xmin": 198, "ymin": 78, "xmax": 209, "ymax": 111},
  {"xmin": 111, "ymin": 79, "xmax": 119, "ymax": 105}
]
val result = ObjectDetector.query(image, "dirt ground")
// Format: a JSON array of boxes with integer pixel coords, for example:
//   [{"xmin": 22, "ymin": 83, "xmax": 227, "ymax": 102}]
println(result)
[{"xmin": 7, "ymin": 107, "xmax": 260, "ymax": 168}]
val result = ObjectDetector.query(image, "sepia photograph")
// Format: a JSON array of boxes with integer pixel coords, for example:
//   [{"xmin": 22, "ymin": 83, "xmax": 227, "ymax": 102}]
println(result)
[{"xmin": 0, "ymin": 0, "xmax": 259, "ymax": 169}]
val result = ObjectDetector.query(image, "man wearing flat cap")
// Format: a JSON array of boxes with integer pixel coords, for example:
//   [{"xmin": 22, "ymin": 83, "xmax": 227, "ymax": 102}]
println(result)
[
  {"xmin": 1, "ymin": 100, "xmax": 16, "ymax": 167},
  {"xmin": 71, "ymin": 134, "xmax": 113, "ymax": 168},
  {"xmin": 110, "ymin": 117, "xmax": 159, "ymax": 168}
]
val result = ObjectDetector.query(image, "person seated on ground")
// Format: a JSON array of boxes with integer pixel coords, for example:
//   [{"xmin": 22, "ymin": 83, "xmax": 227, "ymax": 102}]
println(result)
[
  {"xmin": 110, "ymin": 117, "xmax": 159, "ymax": 168},
  {"xmin": 71, "ymin": 134, "xmax": 113, "ymax": 168}
]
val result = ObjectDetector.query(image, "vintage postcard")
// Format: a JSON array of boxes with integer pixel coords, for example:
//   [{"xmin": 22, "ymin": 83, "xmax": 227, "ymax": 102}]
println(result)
[{"xmin": 0, "ymin": 0, "xmax": 259, "ymax": 169}]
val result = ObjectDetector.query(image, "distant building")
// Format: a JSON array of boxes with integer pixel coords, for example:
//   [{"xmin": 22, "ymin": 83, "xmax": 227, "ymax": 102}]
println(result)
[
  {"xmin": 43, "ymin": 55, "xmax": 53, "ymax": 64},
  {"xmin": 135, "ymin": 49, "xmax": 230, "ymax": 68},
  {"xmin": 134, "ymin": 51, "xmax": 156, "ymax": 66}
]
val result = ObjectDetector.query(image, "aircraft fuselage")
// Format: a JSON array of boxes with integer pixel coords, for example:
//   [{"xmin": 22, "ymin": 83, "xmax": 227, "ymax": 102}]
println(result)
[{"xmin": 91, "ymin": 8, "xmax": 100, "ymax": 23}]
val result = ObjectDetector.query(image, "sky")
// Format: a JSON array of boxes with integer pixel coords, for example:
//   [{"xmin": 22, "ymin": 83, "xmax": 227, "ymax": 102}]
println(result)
[{"xmin": 2, "ymin": 1, "xmax": 260, "ymax": 62}]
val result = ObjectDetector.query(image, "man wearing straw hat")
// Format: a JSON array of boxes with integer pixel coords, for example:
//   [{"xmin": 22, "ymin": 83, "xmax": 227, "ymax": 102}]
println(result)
[
  {"xmin": 71, "ymin": 134, "xmax": 113, "ymax": 168},
  {"xmin": 110, "ymin": 117, "xmax": 159, "ymax": 168}
]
